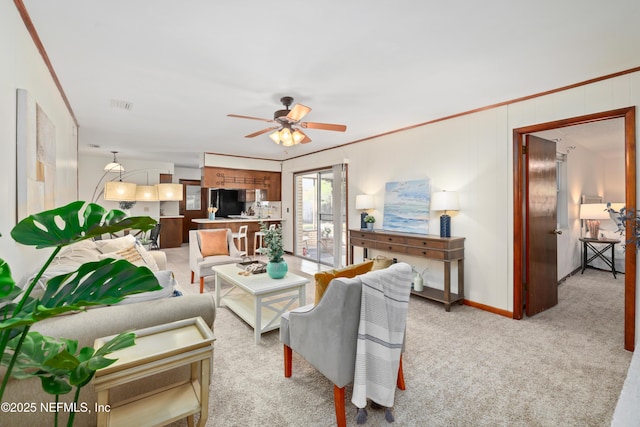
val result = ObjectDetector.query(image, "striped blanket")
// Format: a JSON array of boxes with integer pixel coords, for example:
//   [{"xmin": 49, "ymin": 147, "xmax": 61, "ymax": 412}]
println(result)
[{"xmin": 351, "ymin": 262, "xmax": 413, "ymax": 409}]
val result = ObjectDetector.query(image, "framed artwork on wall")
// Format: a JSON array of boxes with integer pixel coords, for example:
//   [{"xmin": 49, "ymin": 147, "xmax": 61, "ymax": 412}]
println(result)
[
  {"xmin": 16, "ymin": 88, "xmax": 56, "ymax": 221},
  {"xmin": 382, "ymin": 179, "xmax": 430, "ymax": 234}
]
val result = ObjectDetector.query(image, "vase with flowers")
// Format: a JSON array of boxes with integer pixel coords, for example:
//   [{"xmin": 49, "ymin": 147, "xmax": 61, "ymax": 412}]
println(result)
[
  {"xmin": 207, "ymin": 206, "xmax": 218, "ymax": 220},
  {"xmin": 260, "ymin": 222, "xmax": 287, "ymax": 279}
]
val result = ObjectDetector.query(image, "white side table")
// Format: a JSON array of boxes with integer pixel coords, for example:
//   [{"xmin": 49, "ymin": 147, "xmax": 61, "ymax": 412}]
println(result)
[{"xmin": 93, "ymin": 317, "xmax": 215, "ymax": 427}]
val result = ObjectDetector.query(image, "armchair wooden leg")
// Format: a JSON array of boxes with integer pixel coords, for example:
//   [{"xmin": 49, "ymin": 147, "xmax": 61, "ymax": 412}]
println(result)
[
  {"xmin": 284, "ymin": 345, "xmax": 292, "ymax": 377},
  {"xmin": 191, "ymin": 271, "xmax": 195, "ymax": 284},
  {"xmin": 333, "ymin": 385, "xmax": 346, "ymax": 427},
  {"xmin": 199, "ymin": 277, "xmax": 204, "ymax": 294},
  {"xmin": 397, "ymin": 354, "xmax": 406, "ymax": 390}
]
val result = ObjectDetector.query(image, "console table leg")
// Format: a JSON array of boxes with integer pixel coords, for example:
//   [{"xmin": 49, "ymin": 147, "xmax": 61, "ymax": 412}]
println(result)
[
  {"xmin": 458, "ymin": 259, "xmax": 464, "ymax": 304},
  {"xmin": 444, "ymin": 262, "xmax": 451, "ymax": 312}
]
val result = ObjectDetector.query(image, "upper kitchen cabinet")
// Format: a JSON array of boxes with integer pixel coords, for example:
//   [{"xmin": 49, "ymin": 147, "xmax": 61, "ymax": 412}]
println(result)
[{"xmin": 201, "ymin": 167, "xmax": 281, "ymax": 201}]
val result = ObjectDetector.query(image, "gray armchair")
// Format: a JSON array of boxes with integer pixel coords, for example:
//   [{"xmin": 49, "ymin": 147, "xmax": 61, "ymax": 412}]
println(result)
[
  {"xmin": 280, "ymin": 263, "xmax": 412, "ymax": 427},
  {"xmin": 189, "ymin": 228, "xmax": 244, "ymax": 293}
]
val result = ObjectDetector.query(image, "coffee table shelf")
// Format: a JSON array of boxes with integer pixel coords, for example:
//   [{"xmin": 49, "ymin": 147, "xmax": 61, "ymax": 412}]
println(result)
[{"xmin": 212, "ymin": 263, "xmax": 308, "ymax": 344}]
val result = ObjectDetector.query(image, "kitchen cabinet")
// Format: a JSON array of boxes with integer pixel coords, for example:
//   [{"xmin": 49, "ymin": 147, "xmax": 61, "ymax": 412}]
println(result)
[
  {"xmin": 201, "ymin": 167, "xmax": 281, "ymax": 201},
  {"xmin": 159, "ymin": 216, "xmax": 183, "ymax": 248}
]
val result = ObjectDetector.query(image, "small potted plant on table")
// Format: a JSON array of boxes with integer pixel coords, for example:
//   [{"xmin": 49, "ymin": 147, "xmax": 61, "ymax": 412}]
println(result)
[
  {"xmin": 364, "ymin": 215, "xmax": 376, "ymax": 231},
  {"xmin": 260, "ymin": 222, "xmax": 287, "ymax": 279}
]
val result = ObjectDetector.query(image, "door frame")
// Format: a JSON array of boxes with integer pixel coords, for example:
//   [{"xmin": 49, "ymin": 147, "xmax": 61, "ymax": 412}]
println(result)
[
  {"xmin": 513, "ymin": 106, "xmax": 636, "ymax": 351},
  {"xmin": 292, "ymin": 164, "xmax": 349, "ymax": 266}
]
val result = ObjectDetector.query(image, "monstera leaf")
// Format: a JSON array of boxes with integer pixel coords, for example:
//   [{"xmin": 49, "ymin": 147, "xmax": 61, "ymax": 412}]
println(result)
[
  {"xmin": 0, "ymin": 201, "xmax": 161, "ymax": 413},
  {"xmin": 4, "ymin": 331, "xmax": 135, "ymax": 393},
  {"xmin": 0, "ymin": 259, "xmax": 160, "ymax": 331},
  {"xmin": 11, "ymin": 201, "xmax": 156, "ymax": 249}
]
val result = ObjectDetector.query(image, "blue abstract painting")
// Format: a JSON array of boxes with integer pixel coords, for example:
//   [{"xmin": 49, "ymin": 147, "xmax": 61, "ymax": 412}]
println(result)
[{"xmin": 383, "ymin": 179, "xmax": 430, "ymax": 234}]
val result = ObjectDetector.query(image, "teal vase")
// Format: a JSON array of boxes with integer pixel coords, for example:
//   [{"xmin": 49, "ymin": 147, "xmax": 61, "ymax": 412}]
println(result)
[{"xmin": 267, "ymin": 260, "xmax": 288, "ymax": 279}]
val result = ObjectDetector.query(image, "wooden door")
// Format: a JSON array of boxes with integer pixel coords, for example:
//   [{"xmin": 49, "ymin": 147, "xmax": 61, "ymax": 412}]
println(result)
[
  {"xmin": 179, "ymin": 179, "xmax": 206, "ymax": 243},
  {"xmin": 525, "ymin": 135, "xmax": 558, "ymax": 316}
]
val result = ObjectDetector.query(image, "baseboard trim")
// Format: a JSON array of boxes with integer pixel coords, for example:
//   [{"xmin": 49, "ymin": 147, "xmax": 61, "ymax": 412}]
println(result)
[{"xmin": 463, "ymin": 299, "xmax": 513, "ymax": 318}]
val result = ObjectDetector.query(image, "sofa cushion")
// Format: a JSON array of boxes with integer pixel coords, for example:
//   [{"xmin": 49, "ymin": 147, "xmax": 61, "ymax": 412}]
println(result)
[
  {"xmin": 198, "ymin": 230, "xmax": 229, "ymax": 257},
  {"xmin": 314, "ymin": 260, "xmax": 374, "ymax": 304}
]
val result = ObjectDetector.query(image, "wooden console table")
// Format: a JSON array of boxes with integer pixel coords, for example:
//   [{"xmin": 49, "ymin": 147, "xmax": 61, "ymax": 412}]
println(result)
[{"xmin": 349, "ymin": 229, "xmax": 465, "ymax": 311}]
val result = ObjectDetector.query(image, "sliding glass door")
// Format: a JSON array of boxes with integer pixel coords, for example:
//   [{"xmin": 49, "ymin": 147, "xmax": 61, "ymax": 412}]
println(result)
[{"xmin": 294, "ymin": 165, "xmax": 347, "ymax": 267}]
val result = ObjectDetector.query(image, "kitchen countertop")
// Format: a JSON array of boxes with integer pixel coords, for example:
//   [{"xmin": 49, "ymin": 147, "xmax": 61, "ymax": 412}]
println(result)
[
  {"xmin": 159, "ymin": 215, "xmax": 184, "ymax": 219},
  {"xmin": 192, "ymin": 217, "xmax": 283, "ymax": 223}
]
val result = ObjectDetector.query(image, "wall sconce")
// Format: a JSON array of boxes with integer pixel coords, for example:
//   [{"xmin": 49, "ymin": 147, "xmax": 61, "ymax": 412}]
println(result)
[
  {"xmin": 431, "ymin": 190, "xmax": 459, "ymax": 238},
  {"xmin": 355, "ymin": 194, "xmax": 375, "ymax": 230}
]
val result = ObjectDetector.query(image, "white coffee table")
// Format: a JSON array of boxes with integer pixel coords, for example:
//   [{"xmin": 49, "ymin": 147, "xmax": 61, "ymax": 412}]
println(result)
[{"xmin": 212, "ymin": 263, "xmax": 308, "ymax": 344}]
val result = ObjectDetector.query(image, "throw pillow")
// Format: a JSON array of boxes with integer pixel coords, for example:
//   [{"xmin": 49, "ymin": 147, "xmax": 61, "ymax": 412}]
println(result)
[
  {"xmin": 98, "ymin": 242, "xmax": 159, "ymax": 271},
  {"xmin": 198, "ymin": 230, "xmax": 229, "ymax": 257},
  {"xmin": 314, "ymin": 260, "xmax": 374, "ymax": 304},
  {"xmin": 94, "ymin": 234, "xmax": 137, "ymax": 253}
]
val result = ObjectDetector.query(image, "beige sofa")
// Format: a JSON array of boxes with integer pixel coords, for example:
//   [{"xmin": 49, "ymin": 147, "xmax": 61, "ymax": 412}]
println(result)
[{"xmin": 2, "ymin": 245, "xmax": 216, "ymax": 426}]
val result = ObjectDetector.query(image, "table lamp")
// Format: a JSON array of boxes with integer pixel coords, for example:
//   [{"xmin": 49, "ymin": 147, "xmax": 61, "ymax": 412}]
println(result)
[
  {"xmin": 355, "ymin": 194, "xmax": 375, "ymax": 230},
  {"xmin": 431, "ymin": 190, "xmax": 459, "ymax": 238},
  {"xmin": 579, "ymin": 203, "xmax": 610, "ymax": 239}
]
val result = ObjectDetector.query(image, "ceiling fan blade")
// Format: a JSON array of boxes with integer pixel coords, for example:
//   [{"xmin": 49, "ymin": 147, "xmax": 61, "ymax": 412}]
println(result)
[
  {"xmin": 245, "ymin": 126, "xmax": 279, "ymax": 138},
  {"xmin": 228, "ymin": 114, "xmax": 274, "ymax": 123},
  {"xmin": 286, "ymin": 104, "xmax": 311, "ymax": 122},
  {"xmin": 296, "ymin": 129, "xmax": 312, "ymax": 144},
  {"xmin": 300, "ymin": 122, "xmax": 347, "ymax": 132}
]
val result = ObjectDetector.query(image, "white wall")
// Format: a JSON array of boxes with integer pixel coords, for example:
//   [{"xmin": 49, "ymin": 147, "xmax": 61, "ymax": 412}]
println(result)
[
  {"xmin": 283, "ymin": 70, "xmax": 640, "ymax": 338},
  {"xmin": 605, "ymin": 152, "xmax": 626, "ymax": 202},
  {"xmin": 203, "ymin": 153, "xmax": 281, "ymax": 172},
  {"xmin": 0, "ymin": 1, "xmax": 78, "ymax": 281}
]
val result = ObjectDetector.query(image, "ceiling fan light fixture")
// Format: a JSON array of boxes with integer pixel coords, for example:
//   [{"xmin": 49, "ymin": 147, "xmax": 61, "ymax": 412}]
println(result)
[
  {"xmin": 292, "ymin": 129, "xmax": 304, "ymax": 144},
  {"xmin": 280, "ymin": 127, "xmax": 292, "ymax": 141},
  {"xmin": 269, "ymin": 130, "xmax": 281, "ymax": 144}
]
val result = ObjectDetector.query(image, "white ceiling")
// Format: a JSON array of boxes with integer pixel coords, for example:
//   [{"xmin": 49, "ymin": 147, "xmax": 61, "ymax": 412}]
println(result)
[{"xmin": 21, "ymin": 0, "xmax": 640, "ymax": 168}]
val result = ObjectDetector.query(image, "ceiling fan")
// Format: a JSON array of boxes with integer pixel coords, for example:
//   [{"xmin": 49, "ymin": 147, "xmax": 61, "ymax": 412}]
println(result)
[{"xmin": 227, "ymin": 96, "xmax": 347, "ymax": 146}]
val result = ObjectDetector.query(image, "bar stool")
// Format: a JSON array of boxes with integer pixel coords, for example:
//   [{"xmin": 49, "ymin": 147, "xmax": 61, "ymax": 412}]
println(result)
[
  {"xmin": 232, "ymin": 225, "xmax": 248, "ymax": 256},
  {"xmin": 254, "ymin": 223, "xmax": 275, "ymax": 256}
]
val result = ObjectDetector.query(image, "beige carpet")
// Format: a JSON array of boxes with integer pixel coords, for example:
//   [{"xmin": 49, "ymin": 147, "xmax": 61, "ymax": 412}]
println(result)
[{"xmin": 164, "ymin": 246, "xmax": 632, "ymax": 426}]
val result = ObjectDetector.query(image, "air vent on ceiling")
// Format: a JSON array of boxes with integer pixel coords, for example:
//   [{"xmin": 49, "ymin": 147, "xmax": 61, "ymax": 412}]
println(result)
[
  {"xmin": 110, "ymin": 99, "xmax": 133, "ymax": 111},
  {"xmin": 88, "ymin": 144, "xmax": 100, "ymax": 148}
]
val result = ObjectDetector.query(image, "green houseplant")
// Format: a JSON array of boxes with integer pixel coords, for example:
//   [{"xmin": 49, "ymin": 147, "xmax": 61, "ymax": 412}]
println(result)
[
  {"xmin": 0, "ymin": 201, "xmax": 161, "ymax": 426},
  {"xmin": 260, "ymin": 222, "xmax": 287, "ymax": 279},
  {"xmin": 364, "ymin": 214, "xmax": 375, "ymax": 230}
]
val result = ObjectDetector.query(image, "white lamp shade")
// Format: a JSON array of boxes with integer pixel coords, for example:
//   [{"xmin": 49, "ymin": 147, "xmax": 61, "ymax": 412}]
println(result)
[
  {"xmin": 157, "ymin": 183, "xmax": 183, "ymax": 201},
  {"xmin": 355, "ymin": 194, "xmax": 375, "ymax": 210},
  {"xmin": 104, "ymin": 181, "xmax": 137, "ymax": 201},
  {"xmin": 579, "ymin": 203, "xmax": 611, "ymax": 220},
  {"xmin": 103, "ymin": 162, "xmax": 124, "ymax": 172},
  {"xmin": 431, "ymin": 191, "xmax": 459, "ymax": 211},
  {"xmin": 135, "ymin": 185, "xmax": 159, "ymax": 201}
]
